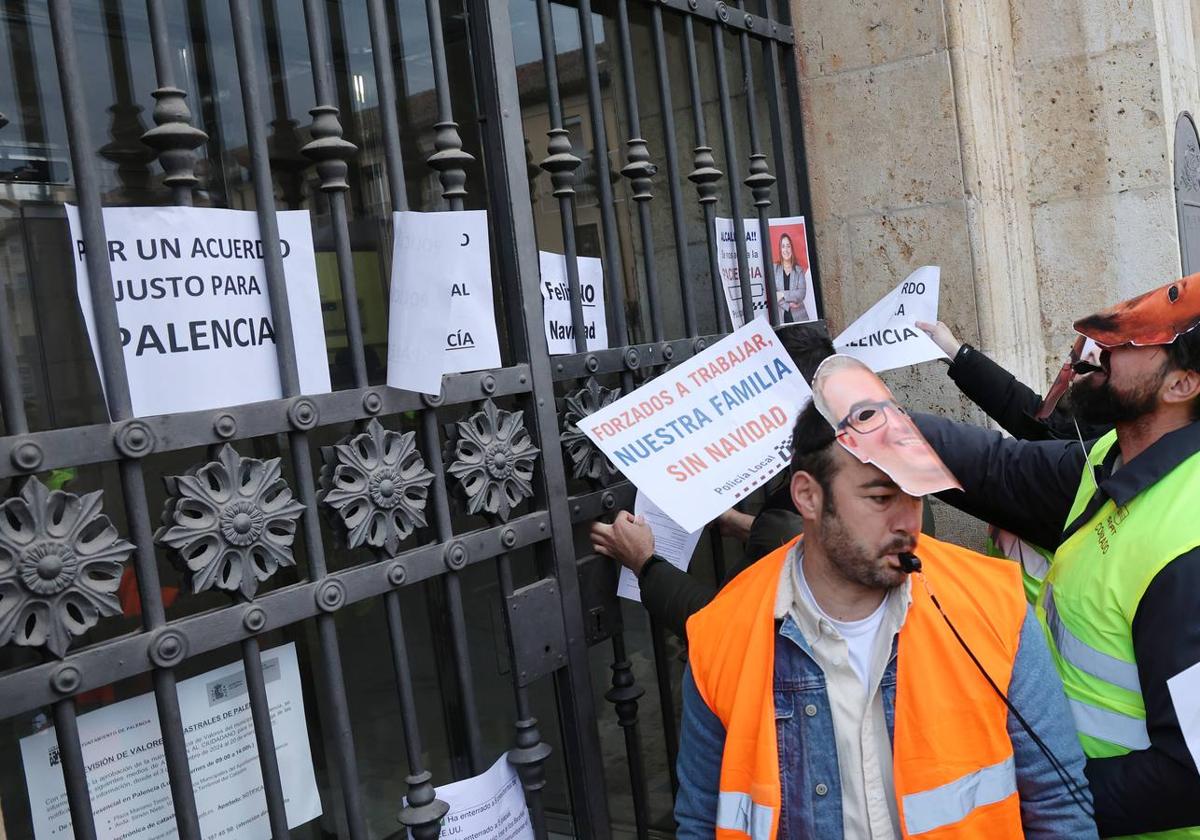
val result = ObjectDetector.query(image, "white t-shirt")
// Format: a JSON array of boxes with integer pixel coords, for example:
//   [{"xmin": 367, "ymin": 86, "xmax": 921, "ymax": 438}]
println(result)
[{"xmin": 795, "ymin": 564, "xmax": 888, "ymax": 690}]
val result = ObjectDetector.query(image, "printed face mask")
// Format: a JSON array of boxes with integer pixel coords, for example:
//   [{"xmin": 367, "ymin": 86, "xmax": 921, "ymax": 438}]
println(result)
[
  {"xmin": 811, "ymin": 355, "xmax": 962, "ymax": 497},
  {"xmin": 1036, "ymin": 336, "xmax": 1102, "ymax": 420},
  {"xmin": 1074, "ymin": 274, "xmax": 1200, "ymax": 348}
]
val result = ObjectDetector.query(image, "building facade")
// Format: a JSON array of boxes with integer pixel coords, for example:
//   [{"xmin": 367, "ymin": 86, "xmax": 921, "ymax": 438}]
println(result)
[
  {"xmin": 788, "ymin": 0, "xmax": 1200, "ymax": 542},
  {"xmin": 0, "ymin": 0, "xmax": 1196, "ymax": 838}
]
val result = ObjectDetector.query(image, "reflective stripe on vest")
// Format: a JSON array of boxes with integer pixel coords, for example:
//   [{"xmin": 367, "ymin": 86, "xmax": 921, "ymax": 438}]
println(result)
[
  {"xmin": 1044, "ymin": 584, "xmax": 1142, "ymax": 694},
  {"xmin": 902, "ymin": 756, "xmax": 1017, "ymax": 836},
  {"xmin": 1067, "ymin": 698, "xmax": 1151, "ymax": 751},
  {"xmin": 717, "ymin": 792, "xmax": 773, "ymax": 839}
]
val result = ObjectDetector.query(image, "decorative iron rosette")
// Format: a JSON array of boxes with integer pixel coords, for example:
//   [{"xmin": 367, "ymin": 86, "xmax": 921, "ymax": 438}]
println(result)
[
  {"xmin": 0, "ymin": 478, "xmax": 133, "ymax": 657},
  {"xmin": 318, "ymin": 419, "xmax": 434, "ymax": 555},
  {"xmin": 560, "ymin": 377, "xmax": 622, "ymax": 485},
  {"xmin": 447, "ymin": 400, "xmax": 540, "ymax": 522},
  {"xmin": 156, "ymin": 445, "xmax": 305, "ymax": 599}
]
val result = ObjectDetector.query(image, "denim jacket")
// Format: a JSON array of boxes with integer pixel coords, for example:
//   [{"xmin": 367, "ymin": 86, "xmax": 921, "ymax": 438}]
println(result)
[{"xmin": 675, "ymin": 606, "xmax": 1098, "ymax": 839}]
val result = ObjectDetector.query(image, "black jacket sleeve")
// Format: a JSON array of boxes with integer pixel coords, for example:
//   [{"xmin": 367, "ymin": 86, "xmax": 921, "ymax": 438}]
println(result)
[
  {"xmin": 947, "ymin": 343, "xmax": 1111, "ymax": 442},
  {"xmin": 913, "ymin": 412, "xmax": 1086, "ymax": 550},
  {"xmin": 949, "ymin": 344, "xmax": 1054, "ymax": 441},
  {"xmin": 638, "ymin": 559, "xmax": 717, "ymax": 640},
  {"xmin": 640, "ymin": 507, "xmax": 807, "ymax": 639},
  {"xmin": 1084, "ymin": 548, "xmax": 1200, "ymax": 835}
]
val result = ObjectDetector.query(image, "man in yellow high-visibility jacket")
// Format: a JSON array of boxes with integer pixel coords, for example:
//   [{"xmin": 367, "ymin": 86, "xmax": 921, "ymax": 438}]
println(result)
[{"xmin": 917, "ymin": 274, "xmax": 1200, "ymax": 837}]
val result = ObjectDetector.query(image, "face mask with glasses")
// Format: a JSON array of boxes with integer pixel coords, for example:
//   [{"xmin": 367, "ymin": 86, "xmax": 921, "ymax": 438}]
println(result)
[{"xmin": 837, "ymin": 400, "xmax": 907, "ymax": 435}]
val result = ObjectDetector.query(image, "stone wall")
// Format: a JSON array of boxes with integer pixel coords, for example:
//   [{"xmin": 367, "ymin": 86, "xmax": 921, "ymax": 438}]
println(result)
[
  {"xmin": 788, "ymin": 0, "xmax": 1199, "ymax": 546},
  {"xmin": 1008, "ymin": 0, "xmax": 1187, "ymax": 377}
]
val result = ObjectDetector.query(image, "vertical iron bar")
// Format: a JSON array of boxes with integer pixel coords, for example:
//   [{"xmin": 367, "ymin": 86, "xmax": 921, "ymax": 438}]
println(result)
[
  {"xmin": 758, "ymin": 0, "xmax": 793, "ymax": 215},
  {"xmin": 0, "ymin": 114, "xmax": 98, "ymax": 840},
  {"xmin": 733, "ymin": 2, "xmax": 778, "ymax": 326},
  {"xmin": 143, "ymin": 0, "xmax": 207, "ymax": 207},
  {"xmin": 241, "ymin": 634, "xmax": 291, "ymax": 839},
  {"xmin": 384, "ymin": 594, "xmax": 449, "ymax": 838},
  {"xmin": 148, "ymin": 3, "xmax": 286, "ymax": 834},
  {"xmin": 297, "ymin": 0, "xmax": 444, "ymax": 827},
  {"xmin": 436, "ymin": 562, "xmax": 485, "ymax": 774},
  {"xmin": 325, "ymin": 6, "xmax": 366, "ymax": 209},
  {"xmin": 366, "ymin": 0, "xmax": 486, "ymax": 776},
  {"xmin": 575, "ymin": 0, "xmax": 629, "ymax": 346},
  {"xmin": 682, "ymin": 14, "xmax": 728, "ymax": 333},
  {"xmin": 649, "ymin": 5, "xmax": 696, "ymax": 337},
  {"xmin": 576, "ymin": 5, "xmax": 655, "ymax": 830},
  {"xmin": 533, "ymin": 0, "xmax": 588, "ymax": 350},
  {"xmin": 424, "ymin": 0, "xmax": 472, "ymax": 212},
  {"xmin": 226, "ymin": 4, "xmax": 368, "ymax": 838},
  {"xmin": 613, "ymin": 0, "xmax": 664, "ymax": 342},
  {"xmin": 710, "ymin": 24, "xmax": 754, "ymax": 327},
  {"xmin": 607, "ymin": 633, "xmax": 650, "ymax": 840},
  {"xmin": 0, "ymin": 226, "xmax": 27, "ymax": 437},
  {"xmin": 52, "ymin": 700, "xmax": 98, "ymax": 840},
  {"xmin": 299, "ymin": 0, "xmax": 366, "ymax": 388},
  {"xmin": 365, "ymin": 0, "xmax": 468, "ymax": 779},
  {"xmin": 48, "ymin": 4, "xmax": 202, "ymax": 837},
  {"xmin": 419, "ymin": 0, "xmax": 489, "ymax": 776},
  {"xmin": 624, "ymin": 0, "xmax": 691, "ymax": 763},
  {"xmin": 367, "ymin": 0, "xmax": 407, "ymax": 209},
  {"xmin": 495, "ymin": 556, "xmax": 550, "ymax": 840},
  {"xmin": 647, "ymin": 615, "xmax": 679, "ymax": 792},
  {"xmin": 465, "ymin": 0, "xmax": 612, "ymax": 829},
  {"xmin": 187, "ymin": 0, "xmax": 231, "ymax": 207}
]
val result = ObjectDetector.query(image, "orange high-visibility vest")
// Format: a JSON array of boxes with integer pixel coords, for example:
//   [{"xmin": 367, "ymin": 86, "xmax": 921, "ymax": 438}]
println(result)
[{"xmin": 686, "ymin": 534, "xmax": 1027, "ymax": 839}]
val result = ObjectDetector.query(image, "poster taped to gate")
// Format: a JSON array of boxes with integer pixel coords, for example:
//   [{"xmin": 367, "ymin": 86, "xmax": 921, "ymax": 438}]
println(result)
[
  {"xmin": 716, "ymin": 216, "xmax": 818, "ymax": 329},
  {"xmin": 69, "ymin": 205, "xmax": 331, "ymax": 418},
  {"xmin": 19, "ymin": 643, "xmax": 320, "ymax": 840},
  {"xmin": 715, "ymin": 217, "xmax": 766, "ymax": 329},
  {"xmin": 539, "ymin": 250, "xmax": 609, "ymax": 354},
  {"xmin": 766, "ymin": 216, "xmax": 817, "ymax": 326},
  {"xmin": 387, "ymin": 210, "xmax": 500, "ymax": 395},
  {"xmin": 576, "ymin": 317, "xmax": 812, "ymax": 532},
  {"xmin": 405, "ymin": 753, "xmax": 533, "ymax": 840}
]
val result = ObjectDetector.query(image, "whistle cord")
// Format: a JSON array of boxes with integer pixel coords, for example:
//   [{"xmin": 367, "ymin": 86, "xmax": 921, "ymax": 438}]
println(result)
[{"xmin": 918, "ymin": 573, "xmax": 1096, "ymax": 821}]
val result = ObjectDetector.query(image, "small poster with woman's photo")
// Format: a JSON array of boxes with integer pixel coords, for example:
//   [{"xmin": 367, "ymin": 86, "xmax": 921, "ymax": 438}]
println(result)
[{"xmin": 767, "ymin": 216, "xmax": 816, "ymax": 325}]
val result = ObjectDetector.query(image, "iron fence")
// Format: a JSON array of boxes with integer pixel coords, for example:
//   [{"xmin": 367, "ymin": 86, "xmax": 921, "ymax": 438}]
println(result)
[{"xmin": 0, "ymin": 0, "xmax": 817, "ymax": 836}]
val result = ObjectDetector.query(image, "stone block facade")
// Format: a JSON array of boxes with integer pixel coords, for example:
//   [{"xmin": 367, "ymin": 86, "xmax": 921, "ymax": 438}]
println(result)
[{"xmin": 789, "ymin": 0, "xmax": 1200, "ymax": 544}]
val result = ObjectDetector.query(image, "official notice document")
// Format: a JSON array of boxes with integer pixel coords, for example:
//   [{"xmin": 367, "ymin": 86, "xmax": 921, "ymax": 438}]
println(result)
[
  {"xmin": 617, "ymin": 492, "xmax": 703, "ymax": 602},
  {"xmin": 20, "ymin": 643, "xmax": 321, "ymax": 840},
  {"xmin": 407, "ymin": 753, "xmax": 533, "ymax": 840}
]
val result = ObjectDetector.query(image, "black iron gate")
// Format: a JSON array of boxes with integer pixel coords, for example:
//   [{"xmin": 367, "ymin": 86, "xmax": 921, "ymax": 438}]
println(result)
[{"xmin": 0, "ymin": 0, "xmax": 815, "ymax": 836}]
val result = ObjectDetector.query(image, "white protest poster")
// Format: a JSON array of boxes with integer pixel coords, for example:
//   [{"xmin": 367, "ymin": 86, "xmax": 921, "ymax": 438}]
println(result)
[
  {"xmin": 834, "ymin": 266, "xmax": 948, "ymax": 372},
  {"xmin": 1169, "ymin": 661, "xmax": 1200, "ymax": 773},
  {"xmin": 19, "ymin": 643, "xmax": 320, "ymax": 840},
  {"xmin": 387, "ymin": 210, "xmax": 499, "ymax": 394},
  {"xmin": 715, "ymin": 217, "xmax": 765, "ymax": 329},
  {"xmin": 578, "ymin": 317, "xmax": 812, "ymax": 532},
  {"xmin": 766, "ymin": 216, "xmax": 818, "ymax": 326},
  {"xmin": 407, "ymin": 753, "xmax": 533, "ymax": 840},
  {"xmin": 539, "ymin": 251, "xmax": 609, "ymax": 354},
  {"xmin": 387, "ymin": 212, "xmax": 456, "ymax": 395},
  {"xmin": 617, "ymin": 491, "xmax": 703, "ymax": 602},
  {"xmin": 69, "ymin": 205, "xmax": 331, "ymax": 418}
]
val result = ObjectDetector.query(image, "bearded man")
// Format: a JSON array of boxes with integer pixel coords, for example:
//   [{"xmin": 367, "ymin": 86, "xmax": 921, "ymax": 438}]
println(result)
[{"xmin": 917, "ymin": 275, "xmax": 1200, "ymax": 838}]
